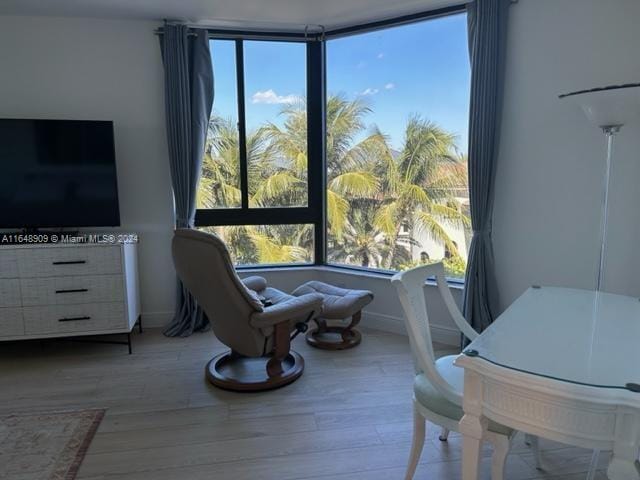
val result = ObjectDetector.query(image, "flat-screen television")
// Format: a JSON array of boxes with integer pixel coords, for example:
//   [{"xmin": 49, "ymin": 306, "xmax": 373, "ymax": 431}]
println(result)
[{"xmin": 0, "ymin": 119, "xmax": 120, "ymax": 228}]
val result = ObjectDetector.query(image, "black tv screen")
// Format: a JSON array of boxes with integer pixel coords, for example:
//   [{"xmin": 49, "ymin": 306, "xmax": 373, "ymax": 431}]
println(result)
[{"xmin": 0, "ymin": 119, "xmax": 120, "ymax": 228}]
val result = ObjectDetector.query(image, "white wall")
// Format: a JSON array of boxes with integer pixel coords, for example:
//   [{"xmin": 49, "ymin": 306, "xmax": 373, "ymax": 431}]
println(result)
[
  {"xmin": 0, "ymin": 16, "xmax": 176, "ymax": 324},
  {"xmin": 494, "ymin": 0, "xmax": 640, "ymax": 310}
]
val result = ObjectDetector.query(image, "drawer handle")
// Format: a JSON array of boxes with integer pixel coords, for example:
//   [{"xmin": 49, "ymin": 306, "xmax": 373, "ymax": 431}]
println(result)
[
  {"xmin": 58, "ymin": 316, "xmax": 91, "ymax": 322},
  {"xmin": 55, "ymin": 288, "xmax": 89, "ymax": 294},
  {"xmin": 52, "ymin": 260, "xmax": 86, "ymax": 265}
]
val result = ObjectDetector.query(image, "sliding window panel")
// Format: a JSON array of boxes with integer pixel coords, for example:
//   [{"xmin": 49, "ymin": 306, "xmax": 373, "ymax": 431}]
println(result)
[
  {"xmin": 243, "ymin": 41, "xmax": 308, "ymax": 208},
  {"xmin": 325, "ymin": 13, "xmax": 471, "ymax": 279},
  {"xmin": 199, "ymin": 224, "xmax": 314, "ymax": 266},
  {"xmin": 199, "ymin": 40, "xmax": 242, "ymax": 209}
]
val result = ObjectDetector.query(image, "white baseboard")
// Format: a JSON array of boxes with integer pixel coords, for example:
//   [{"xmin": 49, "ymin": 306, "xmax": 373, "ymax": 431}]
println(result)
[
  {"xmin": 362, "ymin": 310, "xmax": 460, "ymax": 346},
  {"xmin": 140, "ymin": 311, "xmax": 173, "ymax": 329},
  {"xmin": 362, "ymin": 311, "xmax": 407, "ymax": 336},
  {"xmin": 430, "ymin": 325, "xmax": 461, "ymax": 347}
]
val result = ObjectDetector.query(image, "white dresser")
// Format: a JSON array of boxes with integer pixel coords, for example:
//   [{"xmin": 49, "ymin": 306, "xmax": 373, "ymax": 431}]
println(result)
[{"xmin": 0, "ymin": 241, "xmax": 140, "ymax": 350}]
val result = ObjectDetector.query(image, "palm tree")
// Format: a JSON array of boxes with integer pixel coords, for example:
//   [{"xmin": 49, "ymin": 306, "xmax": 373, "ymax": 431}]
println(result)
[
  {"xmin": 325, "ymin": 95, "xmax": 390, "ymax": 238},
  {"xmin": 198, "ymin": 116, "xmax": 311, "ymax": 264},
  {"xmin": 263, "ymin": 95, "xmax": 388, "ymax": 238},
  {"xmin": 255, "ymin": 100, "xmax": 308, "ymax": 209},
  {"xmin": 199, "ymin": 100, "xmax": 470, "ymax": 272},
  {"xmin": 373, "ymin": 115, "xmax": 470, "ymax": 269},
  {"xmin": 199, "ymin": 116, "xmax": 298, "ymax": 209},
  {"xmin": 207, "ymin": 224, "xmax": 313, "ymax": 265},
  {"xmin": 328, "ymin": 200, "xmax": 389, "ymax": 268},
  {"xmin": 198, "ymin": 117, "xmax": 242, "ymax": 209}
]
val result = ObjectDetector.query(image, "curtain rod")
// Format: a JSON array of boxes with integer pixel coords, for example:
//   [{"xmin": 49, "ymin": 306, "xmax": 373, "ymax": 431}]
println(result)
[
  {"xmin": 154, "ymin": 21, "xmax": 324, "ymax": 41},
  {"xmin": 153, "ymin": 3, "xmax": 468, "ymax": 41}
]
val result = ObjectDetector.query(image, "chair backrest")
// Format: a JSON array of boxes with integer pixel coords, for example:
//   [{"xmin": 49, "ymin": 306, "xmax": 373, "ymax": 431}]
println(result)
[
  {"xmin": 391, "ymin": 262, "xmax": 478, "ymax": 406},
  {"xmin": 172, "ymin": 228, "xmax": 266, "ymax": 356}
]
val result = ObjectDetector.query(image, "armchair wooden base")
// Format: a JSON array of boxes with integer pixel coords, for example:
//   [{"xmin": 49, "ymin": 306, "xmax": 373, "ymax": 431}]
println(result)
[{"xmin": 206, "ymin": 350, "xmax": 305, "ymax": 392}]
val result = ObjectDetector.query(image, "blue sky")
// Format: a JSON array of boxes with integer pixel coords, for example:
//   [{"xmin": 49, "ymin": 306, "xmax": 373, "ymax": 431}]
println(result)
[{"xmin": 210, "ymin": 12, "xmax": 470, "ymax": 152}]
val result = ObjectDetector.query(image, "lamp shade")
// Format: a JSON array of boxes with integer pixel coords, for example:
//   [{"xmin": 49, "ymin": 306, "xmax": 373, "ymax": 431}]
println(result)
[{"xmin": 559, "ymin": 83, "xmax": 640, "ymax": 128}]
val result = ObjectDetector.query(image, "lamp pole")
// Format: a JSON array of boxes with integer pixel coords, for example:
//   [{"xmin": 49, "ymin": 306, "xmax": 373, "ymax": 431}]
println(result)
[{"xmin": 595, "ymin": 125, "xmax": 621, "ymax": 291}]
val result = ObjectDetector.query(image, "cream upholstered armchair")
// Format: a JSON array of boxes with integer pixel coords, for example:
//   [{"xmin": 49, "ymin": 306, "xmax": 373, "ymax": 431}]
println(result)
[{"xmin": 172, "ymin": 229, "xmax": 323, "ymax": 392}]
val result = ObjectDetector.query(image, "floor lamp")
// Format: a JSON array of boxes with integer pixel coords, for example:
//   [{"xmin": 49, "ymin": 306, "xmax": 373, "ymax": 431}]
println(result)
[
  {"xmin": 560, "ymin": 83, "xmax": 640, "ymax": 480},
  {"xmin": 559, "ymin": 83, "xmax": 640, "ymax": 292}
]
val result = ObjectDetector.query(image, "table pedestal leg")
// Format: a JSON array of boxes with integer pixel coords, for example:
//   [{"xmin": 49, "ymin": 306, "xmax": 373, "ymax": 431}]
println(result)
[
  {"xmin": 607, "ymin": 410, "xmax": 640, "ymax": 480},
  {"xmin": 460, "ymin": 370, "xmax": 487, "ymax": 480}
]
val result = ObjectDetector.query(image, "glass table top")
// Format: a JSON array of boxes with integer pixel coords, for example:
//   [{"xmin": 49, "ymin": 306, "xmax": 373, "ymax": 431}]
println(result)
[{"xmin": 463, "ymin": 286, "xmax": 640, "ymax": 392}]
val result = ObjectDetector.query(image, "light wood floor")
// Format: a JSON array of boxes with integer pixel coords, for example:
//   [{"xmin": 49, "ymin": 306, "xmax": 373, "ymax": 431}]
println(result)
[{"xmin": 0, "ymin": 327, "xmax": 608, "ymax": 479}]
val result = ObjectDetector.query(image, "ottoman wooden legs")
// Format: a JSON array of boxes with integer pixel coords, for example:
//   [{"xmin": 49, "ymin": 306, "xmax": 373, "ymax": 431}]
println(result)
[{"xmin": 305, "ymin": 311, "xmax": 363, "ymax": 350}]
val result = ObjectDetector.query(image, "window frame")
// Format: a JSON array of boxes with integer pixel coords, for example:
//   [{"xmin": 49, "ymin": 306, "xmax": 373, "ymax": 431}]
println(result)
[
  {"xmin": 195, "ymin": 36, "xmax": 326, "ymax": 266},
  {"xmin": 194, "ymin": 3, "xmax": 467, "ymax": 279}
]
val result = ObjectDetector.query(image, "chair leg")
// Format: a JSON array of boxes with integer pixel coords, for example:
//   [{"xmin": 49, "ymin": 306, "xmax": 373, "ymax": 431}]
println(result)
[
  {"xmin": 586, "ymin": 449, "xmax": 600, "ymax": 480},
  {"xmin": 439, "ymin": 427, "xmax": 450, "ymax": 442},
  {"xmin": 405, "ymin": 405, "xmax": 426, "ymax": 480},
  {"xmin": 525, "ymin": 434, "xmax": 542, "ymax": 470},
  {"xmin": 491, "ymin": 435, "xmax": 510, "ymax": 480}
]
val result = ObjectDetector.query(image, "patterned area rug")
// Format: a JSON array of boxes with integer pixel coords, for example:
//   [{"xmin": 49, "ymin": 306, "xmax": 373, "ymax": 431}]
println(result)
[{"xmin": 0, "ymin": 409, "xmax": 105, "ymax": 480}]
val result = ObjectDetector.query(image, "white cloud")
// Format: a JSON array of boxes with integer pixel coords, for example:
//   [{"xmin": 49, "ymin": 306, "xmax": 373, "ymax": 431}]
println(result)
[
  {"xmin": 384, "ymin": 82, "xmax": 396, "ymax": 90},
  {"xmin": 377, "ymin": 52, "xmax": 385, "ymax": 59},
  {"xmin": 251, "ymin": 89, "xmax": 299, "ymax": 104},
  {"xmin": 360, "ymin": 88, "xmax": 379, "ymax": 96}
]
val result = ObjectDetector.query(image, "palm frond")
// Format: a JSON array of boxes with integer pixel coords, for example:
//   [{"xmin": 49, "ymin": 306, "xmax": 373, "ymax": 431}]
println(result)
[
  {"xmin": 327, "ymin": 189, "xmax": 349, "ymax": 239},
  {"xmin": 373, "ymin": 201, "xmax": 400, "ymax": 237},
  {"xmin": 413, "ymin": 211, "xmax": 460, "ymax": 257},
  {"xmin": 329, "ymin": 171, "xmax": 379, "ymax": 197},
  {"xmin": 252, "ymin": 172, "xmax": 306, "ymax": 206},
  {"xmin": 248, "ymin": 232, "xmax": 309, "ymax": 264},
  {"xmin": 428, "ymin": 203, "xmax": 471, "ymax": 228}
]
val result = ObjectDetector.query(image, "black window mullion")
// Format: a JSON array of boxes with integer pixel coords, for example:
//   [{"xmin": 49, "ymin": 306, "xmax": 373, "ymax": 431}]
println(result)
[
  {"xmin": 196, "ymin": 208, "xmax": 315, "ymax": 226},
  {"xmin": 307, "ymin": 40, "xmax": 326, "ymax": 266},
  {"xmin": 235, "ymin": 40, "xmax": 249, "ymax": 209}
]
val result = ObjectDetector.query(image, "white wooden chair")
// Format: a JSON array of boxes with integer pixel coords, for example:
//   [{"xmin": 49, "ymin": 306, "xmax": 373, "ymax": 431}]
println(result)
[
  {"xmin": 392, "ymin": 262, "xmax": 600, "ymax": 479},
  {"xmin": 391, "ymin": 262, "xmax": 517, "ymax": 480}
]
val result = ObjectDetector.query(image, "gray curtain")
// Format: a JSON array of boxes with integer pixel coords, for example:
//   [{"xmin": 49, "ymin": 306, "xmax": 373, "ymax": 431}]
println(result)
[
  {"xmin": 462, "ymin": 0, "xmax": 510, "ymax": 333},
  {"xmin": 160, "ymin": 24, "xmax": 214, "ymax": 337}
]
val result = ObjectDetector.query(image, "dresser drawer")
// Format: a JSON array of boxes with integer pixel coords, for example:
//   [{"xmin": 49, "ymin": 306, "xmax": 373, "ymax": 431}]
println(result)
[
  {"xmin": 0, "ymin": 308, "xmax": 24, "ymax": 336},
  {"xmin": 18, "ymin": 246, "xmax": 122, "ymax": 277},
  {"xmin": 0, "ymin": 279, "xmax": 21, "ymax": 307},
  {"xmin": 23, "ymin": 303, "xmax": 126, "ymax": 335},
  {"xmin": 20, "ymin": 275, "xmax": 124, "ymax": 307},
  {"xmin": 0, "ymin": 250, "xmax": 19, "ymax": 278}
]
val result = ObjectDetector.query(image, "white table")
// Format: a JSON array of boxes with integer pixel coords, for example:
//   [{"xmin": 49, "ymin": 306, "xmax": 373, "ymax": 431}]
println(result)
[{"xmin": 455, "ymin": 286, "xmax": 640, "ymax": 480}]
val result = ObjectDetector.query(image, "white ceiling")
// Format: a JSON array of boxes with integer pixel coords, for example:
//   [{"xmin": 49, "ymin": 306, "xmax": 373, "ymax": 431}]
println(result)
[{"xmin": 0, "ymin": 0, "xmax": 464, "ymax": 31}]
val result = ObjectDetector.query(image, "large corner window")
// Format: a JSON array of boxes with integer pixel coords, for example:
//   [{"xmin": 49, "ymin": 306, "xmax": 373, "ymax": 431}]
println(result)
[
  {"xmin": 196, "ymin": 8, "xmax": 470, "ymax": 279},
  {"xmin": 326, "ymin": 12, "xmax": 471, "ymax": 279}
]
